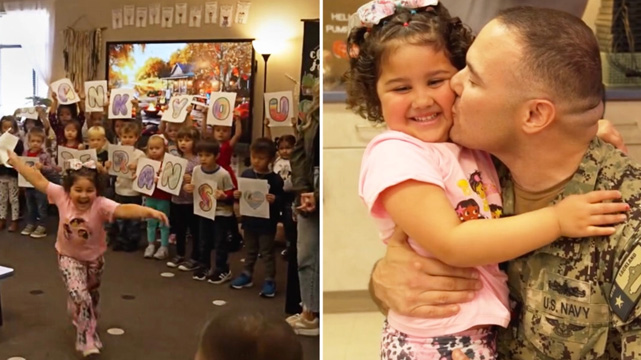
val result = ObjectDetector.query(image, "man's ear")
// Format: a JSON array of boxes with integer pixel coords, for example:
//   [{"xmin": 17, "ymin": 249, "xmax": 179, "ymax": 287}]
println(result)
[{"xmin": 521, "ymin": 99, "xmax": 555, "ymax": 134}]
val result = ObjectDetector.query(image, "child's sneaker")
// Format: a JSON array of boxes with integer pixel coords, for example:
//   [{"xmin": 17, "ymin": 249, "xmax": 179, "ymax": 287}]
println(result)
[
  {"xmin": 143, "ymin": 244, "xmax": 156, "ymax": 258},
  {"xmin": 30, "ymin": 225, "xmax": 47, "ymax": 238},
  {"xmin": 21, "ymin": 224, "xmax": 35, "ymax": 236},
  {"xmin": 289, "ymin": 315, "xmax": 319, "ymax": 336},
  {"xmin": 193, "ymin": 269, "xmax": 209, "ymax": 281},
  {"xmin": 166, "ymin": 256, "xmax": 185, "ymax": 268},
  {"xmin": 153, "ymin": 246, "xmax": 169, "ymax": 260},
  {"xmin": 207, "ymin": 270, "xmax": 232, "ymax": 284},
  {"xmin": 230, "ymin": 273, "xmax": 253, "ymax": 289},
  {"xmin": 178, "ymin": 259, "xmax": 201, "ymax": 272},
  {"xmin": 260, "ymin": 280, "xmax": 276, "ymax": 298},
  {"xmin": 285, "ymin": 313, "xmax": 301, "ymax": 326}
]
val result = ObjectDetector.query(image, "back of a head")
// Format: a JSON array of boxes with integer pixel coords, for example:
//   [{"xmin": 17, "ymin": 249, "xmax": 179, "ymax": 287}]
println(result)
[
  {"xmin": 197, "ymin": 310, "xmax": 303, "ymax": 360},
  {"xmin": 496, "ymin": 6, "xmax": 602, "ymax": 112}
]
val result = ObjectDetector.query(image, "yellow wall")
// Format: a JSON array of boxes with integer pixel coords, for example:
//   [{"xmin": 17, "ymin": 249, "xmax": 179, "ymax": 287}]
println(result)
[{"xmin": 48, "ymin": 0, "xmax": 318, "ymax": 139}]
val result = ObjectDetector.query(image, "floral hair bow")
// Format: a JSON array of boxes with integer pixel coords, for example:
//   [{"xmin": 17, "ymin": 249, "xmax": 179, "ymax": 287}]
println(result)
[
  {"xmin": 66, "ymin": 159, "xmax": 96, "ymax": 171},
  {"xmin": 150, "ymin": 133, "xmax": 169, "ymax": 146},
  {"xmin": 348, "ymin": 0, "xmax": 438, "ymax": 29}
]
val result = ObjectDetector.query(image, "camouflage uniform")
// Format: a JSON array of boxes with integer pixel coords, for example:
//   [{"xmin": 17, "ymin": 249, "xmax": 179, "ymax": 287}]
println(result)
[{"xmin": 496, "ymin": 138, "xmax": 641, "ymax": 360}]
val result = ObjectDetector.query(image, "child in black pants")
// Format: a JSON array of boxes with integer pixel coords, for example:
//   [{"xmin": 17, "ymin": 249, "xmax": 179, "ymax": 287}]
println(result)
[{"xmin": 184, "ymin": 138, "xmax": 236, "ymax": 283}]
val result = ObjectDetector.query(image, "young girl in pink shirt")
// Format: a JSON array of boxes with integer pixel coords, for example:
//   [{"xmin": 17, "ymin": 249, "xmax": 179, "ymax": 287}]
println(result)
[
  {"xmin": 7, "ymin": 151, "xmax": 168, "ymax": 359},
  {"xmin": 348, "ymin": 1, "xmax": 628, "ymax": 359}
]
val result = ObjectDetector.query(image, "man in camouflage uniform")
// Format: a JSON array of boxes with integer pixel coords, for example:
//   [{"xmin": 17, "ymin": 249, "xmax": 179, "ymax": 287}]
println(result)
[{"xmin": 369, "ymin": 6, "xmax": 641, "ymax": 360}]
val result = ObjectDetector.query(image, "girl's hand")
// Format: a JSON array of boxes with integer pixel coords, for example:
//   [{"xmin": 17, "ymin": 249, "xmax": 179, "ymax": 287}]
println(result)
[
  {"xmin": 214, "ymin": 190, "xmax": 226, "ymax": 200},
  {"xmin": 233, "ymin": 190, "xmax": 241, "ymax": 199},
  {"xmin": 147, "ymin": 208, "xmax": 169, "ymax": 227},
  {"xmin": 183, "ymin": 173, "xmax": 192, "ymax": 183},
  {"xmin": 266, "ymin": 194, "xmax": 276, "ymax": 204},
  {"xmin": 104, "ymin": 160, "xmax": 112, "ymax": 170},
  {"xmin": 184, "ymin": 184, "xmax": 194, "ymax": 193},
  {"xmin": 6, "ymin": 150, "xmax": 18, "ymax": 167},
  {"xmin": 78, "ymin": 144, "xmax": 85, "ymax": 150},
  {"xmin": 35, "ymin": 162, "xmax": 43, "ymax": 170},
  {"xmin": 128, "ymin": 163, "xmax": 137, "ymax": 171},
  {"xmin": 554, "ymin": 190, "xmax": 629, "ymax": 238}
]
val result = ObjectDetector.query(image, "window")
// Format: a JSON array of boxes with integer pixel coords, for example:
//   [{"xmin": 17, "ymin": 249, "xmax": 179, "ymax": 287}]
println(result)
[{"xmin": 0, "ymin": 45, "xmax": 39, "ymax": 115}]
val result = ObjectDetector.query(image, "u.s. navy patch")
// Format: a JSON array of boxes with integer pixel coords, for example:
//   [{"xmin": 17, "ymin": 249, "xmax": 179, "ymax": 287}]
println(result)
[{"xmin": 610, "ymin": 243, "xmax": 641, "ymax": 321}]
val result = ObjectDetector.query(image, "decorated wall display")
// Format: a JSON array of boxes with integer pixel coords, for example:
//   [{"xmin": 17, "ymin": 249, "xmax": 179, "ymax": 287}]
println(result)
[
  {"xmin": 235, "ymin": 1, "xmax": 250, "ymax": 24},
  {"xmin": 132, "ymin": 158, "xmax": 161, "ymax": 196},
  {"xmin": 112, "ymin": 9, "xmax": 123, "ymax": 29},
  {"xmin": 193, "ymin": 173, "xmax": 218, "ymax": 220},
  {"xmin": 84, "ymin": 80, "xmax": 108, "ymax": 112},
  {"xmin": 18, "ymin": 156, "xmax": 40, "ymax": 188},
  {"xmin": 50, "ymin": 78, "xmax": 79, "ymax": 105},
  {"xmin": 219, "ymin": 5, "xmax": 233, "ymax": 27},
  {"xmin": 176, "ymin": 3, "xmax": 188, "ymax": 24},
  {"xmin": 109, "ymin": 88, "xmax": 135, "ymax": 119},
  {"xmin": 157, "ymin": 153, "xmax": 188, "ymax": 196},
  {"xmin": 238, "ymin": 178, "xmax": 269, "ymax": 219},
  {"xmin": 161, "ymin": 7, "xmax": 174, "ymax": 28},
  {"xmin": 205, "ymin": 2, "xmax": 218, "ymax": 24},
  {"xmin": 136, "ymin": 7, "xmax": 148, "ymax": 28},
  {"xmin": 124, "ymin": 5, "xmax": 135, "ymax": 26},
  {"xmin": 207, "ymin": 92, "xmax": 237, "ymax": 126},
  {"xmin": 15, "ymin": 107, "xmax": 40, "ymax": 120},
  {"xmin": 0, "ymin": 131, "xmax": 19, "ymax": 167},
  {"xmin": 264, "ymin": 91, "xmax": 294, "ymax": 127},
  {"xmin": 189, "ymin": 6, "xmax": 202, "ymax": 27},
  {"xmin": 149, "ymin": 3, "xmax": 161, "ymax": 25},
  {"xmin": 161, "ymin": 95, "xmax": 191, "ymax": 123},
  {"xmin": 108, "ymin": 144, "xmax": 135, "ymax": 179}
]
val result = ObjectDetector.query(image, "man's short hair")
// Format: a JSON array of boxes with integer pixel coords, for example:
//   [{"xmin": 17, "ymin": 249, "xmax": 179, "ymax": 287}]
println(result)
[
  {"xmin": 496, "ymin": 7, "xmax": 603, "ymax": 111},
  {"xmin": 120, "ymin": 122, "xmax": 140, "ymax": 136},
  {"xmin": 250, "ymin": 137, "xmax": 277, "ymax": 159}
]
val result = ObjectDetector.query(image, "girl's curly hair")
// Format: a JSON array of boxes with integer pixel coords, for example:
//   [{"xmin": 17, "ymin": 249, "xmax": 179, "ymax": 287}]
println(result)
[
  {"xmin": 62, "ymin": 167, "xmax": 108, "ymax": 196},
  {"xmin": 345, "ymin": 4, "xmax": 474, "ymax": 123}
]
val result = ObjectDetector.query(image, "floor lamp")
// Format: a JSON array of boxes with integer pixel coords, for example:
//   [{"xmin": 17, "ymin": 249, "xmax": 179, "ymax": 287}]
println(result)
[{"xmin": 260, "ymin": 52, "xmax": 271, "ymax": 137}]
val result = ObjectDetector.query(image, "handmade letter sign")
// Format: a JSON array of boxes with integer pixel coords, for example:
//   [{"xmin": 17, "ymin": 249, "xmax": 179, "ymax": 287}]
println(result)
[
  {"xmin": 264, "ymin": 91, "xmax": 294, "ymax": 127},
  {"xmin": 16, "ymin": 107, "xmax": 40, "ymax": 120},
  {"xmin": 238, "ymin": 178, "xmax": 270, "ymax": 219},
  {"xmin": 161, "ymin": 95, "xmax": 191, "ymax": 123},
  {"xmin": 157, "ymin": 153, "xmax": 188, "ymax": 196},
  {"xmin": 58, "ymin": 147, "xmax": 97, "ymax": 170},
  {"xmin": 161, "ymin": 7, "xmax": 174, "ymax": 28},
  {"xmin": 76, "ymin": 148, "xmax": 98, "ymax": 163},
  {"xmin": 51, "ymin": 78, "xmax": 79, "ymax": 105},
  {"xmin": 0, "ymin": 131, "xmax": 18, "ymax": 167},
  {"xmin": 207, "ymin": 92, "xmax": 237, "ymax": 126},
  {"xmin": 205, "ymin": 2, "xmax": 217, "ymax": 24},
  {"xmin": 108, "ymin": 144, "xmax": 135, "ymax": 178},
  {"xmin": 109, "ymin": 88, "xmax": 135, "ymax": 119},
  {"xmin": 193, "ymin": 174, "xmax": 217, "ymax": 220},
  {"xmin": 85, "ymin": 80, "xmax": 108, "ymax": 112},
  {"xmin": 18, "ymin": 156, "xmax": 40, "ymax": 188},
  {"xmin": 132, "ymin": 158, "xmax": 161, "ymax": 196}
]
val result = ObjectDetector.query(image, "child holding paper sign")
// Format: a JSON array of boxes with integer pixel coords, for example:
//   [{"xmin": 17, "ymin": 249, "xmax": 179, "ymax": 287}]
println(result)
[
  {"xmin": 49, "ymin": 90, "xmax": 85, "ymax": 146},
  {"xmin": 0, "ymin": 116, "xmax": 23, "ymax": 232}
]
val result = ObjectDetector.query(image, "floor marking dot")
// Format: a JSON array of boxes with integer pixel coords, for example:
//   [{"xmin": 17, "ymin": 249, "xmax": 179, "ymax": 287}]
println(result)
[
  {"xmin": 107, "ymin": 328, "xmax": 125, "ymax": 335},
  {"xmin": 212, "ymin": 300, "xmax": 227, "ymax": 306},
  {"xmin": 160, "ymin": 272, "xmax": 175, "ymax": 278}
]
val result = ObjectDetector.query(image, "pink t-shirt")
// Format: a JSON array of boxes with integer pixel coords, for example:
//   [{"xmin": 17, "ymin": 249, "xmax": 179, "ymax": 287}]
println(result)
[
  {"xmin": 47, "ymin": 183, "xmax": 119, "ymax": 261},
  {"xmin": 359, "ymin": 130, "xmax": 510, "ymax": 337}
]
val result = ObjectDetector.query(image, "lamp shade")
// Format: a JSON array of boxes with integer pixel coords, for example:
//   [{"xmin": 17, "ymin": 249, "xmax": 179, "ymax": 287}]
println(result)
[{"xmin": 253, "ymin": 38, "xmax": 284, "ymax": 56}]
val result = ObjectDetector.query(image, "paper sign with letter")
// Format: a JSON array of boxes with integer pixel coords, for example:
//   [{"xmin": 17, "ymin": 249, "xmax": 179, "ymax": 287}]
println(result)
[
  {"xmin": 264, "ymin": 91, "xmax": 294, "ymax": 127},
  {"xmin": 207, "ymin": 92, "xmax": 237, "ymax": 126},
  {"xmin": 18, "ymin": 156, "xmax": 40, "ymax": 188},
  {"xmin": 75, "ymin": 148, "xmax": 98, "ymax": 163},
  {"xmin": 108, "ymin": 144, "xmax": 135, "ymax": 179},
  {"xmin": 109, "ymin": 88, "xmax": 135, "ymax": 119},
  {"xmin": 85, "ymin": 80, "xmax": 108, "ymax": 112},
  {"xmin": 58, "ymin": 147, "xmax": 97, "ymax": 170},
  {"xmin": 16, "ymin": 107, "xmax": 40, "ymax": 120},
  {"xmin": 161, "ymin": 95, "xmax": 191, "ymax": 123},
  {"xmin": 238, "ymin": 178, "xmax": 270, "ymax": 219},
  {"xmin": 132, "ymin": 158, "xmax": 161, "ymax": 196},
  {"xmin": 157, "ymin": 153, "xmax": 188, "ymax": 196},
  {"xmin": 51, "ymin": 78, "xmax": 79, "ymax": 105},
  {"xmin": 0, "ymin": 132, "xmax": 19, "ymax": 167},
  {"xmin": 193, "ymin": 172, "xmax": 218, "ymax": 220}
]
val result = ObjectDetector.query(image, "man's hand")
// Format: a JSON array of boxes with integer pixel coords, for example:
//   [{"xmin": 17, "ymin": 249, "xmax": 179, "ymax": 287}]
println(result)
[
  {"xmin": 266, "ymin": 193, "xmax": 276, "ymax": 203},
  {"xmin": 597, "ymin": 119, "xmax": 628, "ymax": 154},
  {"xmin": 296, "ymin": 192, "xmax": 316, "ymax": 212},
  {"xmin": 371, "ymin": 227, "xmax": 482, "ymax": 318}
]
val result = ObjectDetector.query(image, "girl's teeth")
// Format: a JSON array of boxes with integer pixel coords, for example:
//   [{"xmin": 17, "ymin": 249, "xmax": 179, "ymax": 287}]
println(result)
[{"xmin": 414, "ymin": 114, "xmax": 438, "ymax": 122}]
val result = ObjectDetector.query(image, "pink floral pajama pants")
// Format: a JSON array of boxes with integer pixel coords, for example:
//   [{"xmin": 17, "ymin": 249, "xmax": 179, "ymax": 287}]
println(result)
[{"xmin": 57, "ymin": 253, "xmax": 104, "ymax": 352}]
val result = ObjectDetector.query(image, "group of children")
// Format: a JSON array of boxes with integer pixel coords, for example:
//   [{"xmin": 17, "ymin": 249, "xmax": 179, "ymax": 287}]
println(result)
[{"xmin": 2, "ymin": 89, "xmax": 300, "ymax": 358}]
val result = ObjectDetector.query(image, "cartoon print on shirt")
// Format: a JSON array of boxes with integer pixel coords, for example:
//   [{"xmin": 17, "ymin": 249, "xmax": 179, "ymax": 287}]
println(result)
[
  {"xmin": 455, "ymin": 199, "xmax": 485, "ymax": 222},
  {"xmin": 63, "ymin": 218, "xmax": 91, "ymax": 242},
  {"xmin": 489, "ymin": 204, "xmax": 503, "ymax": 219}
]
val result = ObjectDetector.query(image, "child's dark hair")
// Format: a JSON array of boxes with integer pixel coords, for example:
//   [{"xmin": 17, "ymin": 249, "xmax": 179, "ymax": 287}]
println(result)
[
  {"xmin": 276, "ymin": 134, "xmax": 296, "ymax": 148},
  {"xmin": 57, "ymin": 103, "xmax": 78, "ymax": 119},
  {"xmin": 62, "ymin": 167, "xmax": 108, "ymax": 196},
  {"xmin": 197, "ymin": 309, "xmax": 303, "ymax": 360},
  {"xmin": 28, "ymin": 127, "xmax": 46, "ymax": 141},
  {"xmin": 0, "ymin": 115, "xmax": 18, "ymax": 133},
  {"xmin": 120, "ymin": 121, "xmax": 140, "ymax": 137},
  {"xmin": 250, "ymin": 137, "xmax": 277, "ymax": 159},
  {"xmin": 195, "ymin": 137, "xmax": 220, "ymax": 156},
  {"xmin": 345, "ymin": 4, "xmax": 474, "ymax": 123},
  {"xmin": 177, "ymin": 125, "xmax": 200, "ymax": 141},
  {"xmin": 63, "ymin": 120, "xmax": 83, "ymax": 145},
  {"xmin": 23, "ymin": 118, "xmax": 44, "ymax": 133}
]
